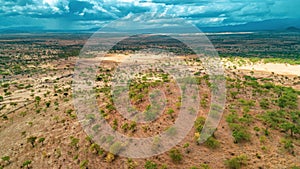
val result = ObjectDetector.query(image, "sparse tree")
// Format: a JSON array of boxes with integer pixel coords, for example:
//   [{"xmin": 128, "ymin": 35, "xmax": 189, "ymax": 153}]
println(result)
[
  {"xmin": 27, "ymin": 136, "xmax": 37, "ymax": 147},
  {"xmin": 38, "ymin": 137, "xmax": 45, "ymax": 145}
]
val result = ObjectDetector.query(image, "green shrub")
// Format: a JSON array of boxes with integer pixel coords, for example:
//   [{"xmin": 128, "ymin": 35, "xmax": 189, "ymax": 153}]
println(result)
[
  {"xmin": 232, "ymin": 128, "xmax": 250, "ymax": 143},
  {"xmin": 27, "ymin": 136, "xmax": 37, "ymax": 147},
  {"xmin": 80, "ymin": 160, "xmax": 88, "ymax": 169},
  {"xmin": 253, "ymin": 126, "xmax": 260, "ymax": 132},
  {"xmin": 226, "ymin": 112, "xmax": 251, "ymax": 143},
  {"xmin": 204, "ymin": 137, "xmax": 220, "ymax": 149},
  {"xmin": 276, "ymin": 87, "xmax": 298, "ymax": 109},
  {"xmin": 121, "ymin": 123, "xmax": 129, "ymax": 132},
  {"xmin": 129, "ymin": 121, "xmax": 137, "ymax": 131},
  {"xmin": 1, "ymin": 156, "xmax": 10, "ymax": 163},
  {"xmin": 167, "ymin": 109, "xmax": 175, "ymax": 117},
  {"xmin": 2, "ymin": 83, "xmax": 9, "ymax": 88},
  {"xmin": 22, "ymin": 160, "xmax": 32, "ymax": 168},
  {"xmin": 35, "ymin": 96, "xmax": 41, "ymax": 102},
  {"xmin": 226, "ymin": 113, "xmax": 239, "ymax": 123},
  {"xmin": 238, "ymin": 113, "xmax": 253, "ymax": 124},
  {"xmin": 281, "ymin": 138, "xmax": 294, "ymax": 154},
  {"xmin": 259, "ymin": 99, "xmax": 269, "ymax": 109},
  {"xmin": 259, "ymin": 136, "xmax": 267, "ymax": 143},
  {"xmin": 259, "ymin": 110, "xmax": 287, "ymax": 128},
  {"xmin": 144, "ymin": 160, "xmax": 157, "ymax": 169},
  {"xmin": 160, "ymin": 164, "xmax": 168, "ymax": 169},
  {"xmin": 169, "ymin": 148, "xmax": 182, "ymax": 163},
  {"xmin": 126, "ymin": 158, "xmax": 137, "ymax": 169},
  {"xmin": 199, "ymin": 164, "xmax": 211, "ymax": 169},
  {"xmin": 70, "ymin": 136, "xmax": 79, "ymax": 149},
  {"xmin": 200, "ymin": 97, "xmax": 208, "ymax": 108},
  {"xmin": 280, "ymin": 122, "xmax": 298, "ymax": 137},
  {"xmin": 38, "ymin": 137, "xmax": 45, "ymax": 145},
  {"xmin": 190, "ymin": 167, "xmax": 199, "ymax": 169},
  {"xmin": 225, "ymin": 155, "xmax": 248, "ymax": 169},
  {"xmin": 194, "ymin": 116, "xmax": 206, "ymax": 132},
  {"xmin": 260, "ymin": 110, "xmax": 300, "ymax": 137}
]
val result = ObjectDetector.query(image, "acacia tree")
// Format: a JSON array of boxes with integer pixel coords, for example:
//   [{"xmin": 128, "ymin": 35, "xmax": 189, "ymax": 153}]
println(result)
[
  {"xmin": 280, "ymin": 122, "xmax": 298, "ymax": 137},
  {"xmin": 38, "ymin": 137, "xmax": 45, "ymax": 145},
  {"xmin": 35, "ymin": 96, "xmax": 41, "ymax": 104},
  {"xmin": 27, "ymin": 136, "xmax": 37, "ymax": 147}
]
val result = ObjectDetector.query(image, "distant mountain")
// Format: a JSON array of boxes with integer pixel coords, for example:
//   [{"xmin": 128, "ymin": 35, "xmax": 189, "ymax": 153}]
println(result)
[
  {"xmin": 0, "ymin": 26, "xmax": 44, "ymax": 33},
  {"xmin": 285, "ymin": 26, "xmax": 300, "ymax": 32},
  {"xmin": 0, "ymin": 26, "xmax": 101, "ymax": 34},
  {"xmin": 0, "ymin": 29, "xmax": 29, "ymax": 33},
  {"xmin": 1, "ymin": 18, "xmax": 300, "ymax": 33},
  {"xmin": 198, "ymin": 18, "xmax": 300, "ymax": 32}
]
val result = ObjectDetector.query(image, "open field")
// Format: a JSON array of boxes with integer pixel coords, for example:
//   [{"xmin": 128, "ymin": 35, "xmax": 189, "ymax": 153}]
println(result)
[{"xmin": 0, "ymin": 33, "xmax": 300, "ymax": 169}]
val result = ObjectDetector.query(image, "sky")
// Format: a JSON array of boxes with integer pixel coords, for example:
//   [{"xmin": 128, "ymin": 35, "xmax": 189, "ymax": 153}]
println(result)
[{"xmin": 1, "ymin": 0, "xmax": 300, "ymax": 31}]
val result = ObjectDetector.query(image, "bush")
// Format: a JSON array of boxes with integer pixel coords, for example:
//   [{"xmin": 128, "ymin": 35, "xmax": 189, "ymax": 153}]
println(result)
[
  {"xmin": 232, "ymin": 128, "xmax": 251, "ymax": 143},
  {"xmin": 190, "ymin": 164, "xmax": 211, "ymax": 169},
  {"xmin": 276, "ymin": 87, "xmax": 298, "ymax": 109},
  {"xmin": 35, "ymin": 96, "xmax": 41, "ymax": 102},
  {"xmin": 169, "ymin": 148, "xmax": 182, "ymax": 163},
  {"xmin": 200, "ymin": 98, "xmax": 208, "ymax": 108},
  {"xmin": 199, "ymin": 164, "xmax": 211, "ymax": 169},
  {"xmin": 70, "ymin": 136, "xmax": 79, "ymax": 149},
  {"xmin": 79, "ymin": 160, "xmax": 88, "ymax": 169},
  {"xmin": 190, "ymin": 167, "xmax": 199, "ymax": 169},
  {"xmin": 226, "ymin": 112, "xmax": 251, "ymax": 143},
  {"xmin": 260, "ymin": 110, "xmax": 300, "ymax": 137},
  {"xmin": 144, "ymin": 160, "xmax": 157, "ymax": 169},
  {"xmin": 1, "ymin": 156, "xmax": 10, "ymax": 163},
  {"xmin": 238, "ymin": 113, "xmax": 253, "ymax": 124},
  {"xmin": 2, "ymin": 83, "xmax": 9, "ymax": 88},
  {"xmin": 27, "ymin": 136, "xmax": 37, "ymax": 147},
  {"xmin": 121, "ymin": 123, "xmax": 129, "ymax": 132},
  {"xmin": 225, "ymin": 155, "xmax": 248, "ymax": 169},
  {"xmin": 259, "ymin": 99, "xmax": 269, "ymax": 109},
  {"xmin": 105, "ymin": 153, "xmax": 115, "ymax": 163},
  {"xmin": 194, "ymin": 117, "xmax": 206, "ymax": 133},
  {"xmin": 38, "ymin": 137, "xmax": 45, "ymax": 145},
  {"xmin": 280, "ymin": 122, "xmax": 298, "ymax": 137},
  {"xmin": 167, "ymin": 109, "xmax": 175, "ymax": 117},
  {"xmin": 205, "ymin": 137, "xmax": 220, "ymax": 149},
  {"xmin": 22, "ymin": 160, "xmax": 32, "ymax": 168},
  {"xmin": 126, "ymin": 158, "xmax": 137, "ymax": 169},
  {"xmin": 281, "ymin": 138, "xmax": 294, "ymax": 154},
  {"xmin": 226, "ymin": 113, "xmax": 239, "ymax": 123}
]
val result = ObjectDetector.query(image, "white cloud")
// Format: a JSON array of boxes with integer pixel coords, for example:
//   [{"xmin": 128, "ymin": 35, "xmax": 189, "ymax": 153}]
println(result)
[
  {"xmin": 43, "ymin": 0, "xmax": 59, "ymax": 7},
  {"xmin": 0, "ymin": 0, "xmax": 300, "ymax": 29}
]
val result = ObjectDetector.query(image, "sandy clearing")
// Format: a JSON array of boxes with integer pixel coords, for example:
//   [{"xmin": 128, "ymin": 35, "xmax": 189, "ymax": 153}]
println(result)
[
  {"xmin": 225, "ymin": 62, "xmax": 300, "ymax": 76},
  {"xmin": 238, "ymin": 63, "xmax": 300, "ymax": 76},
  {"xmin": 93, "ymin": 54, "xmax": 300, "ymax": 76}
]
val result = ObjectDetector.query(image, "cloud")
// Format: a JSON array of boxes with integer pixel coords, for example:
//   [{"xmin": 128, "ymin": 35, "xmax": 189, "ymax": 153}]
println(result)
[{"xmin": 0, "ymin": 0, "xmax": 299, "ymax": 30}]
